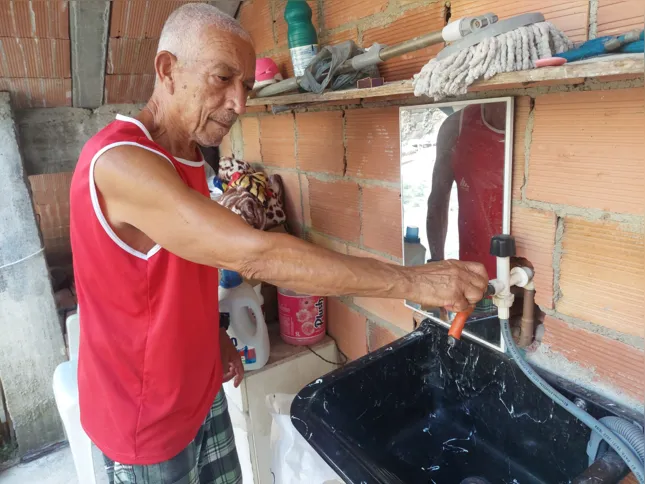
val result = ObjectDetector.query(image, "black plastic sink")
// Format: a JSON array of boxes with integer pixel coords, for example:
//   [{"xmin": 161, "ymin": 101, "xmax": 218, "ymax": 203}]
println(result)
[{"xmin": 291, "ymin": 320, "xmax": 640, "ymax": 484}]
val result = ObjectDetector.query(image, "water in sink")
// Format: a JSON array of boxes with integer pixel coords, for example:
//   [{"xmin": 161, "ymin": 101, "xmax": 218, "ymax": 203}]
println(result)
[{"xmin": 383, "ymin": 407, "xmax": 546, "ymax": 483}]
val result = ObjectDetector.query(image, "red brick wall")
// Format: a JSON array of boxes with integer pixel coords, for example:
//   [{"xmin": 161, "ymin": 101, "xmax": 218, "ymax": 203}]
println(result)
[
  {"xmin": 29, "ymin": 172, "xmax": 74, "ymax": 267},
  {"xmin": 232, "ymin": 0, "xmax": 645, "ymax": 412}
]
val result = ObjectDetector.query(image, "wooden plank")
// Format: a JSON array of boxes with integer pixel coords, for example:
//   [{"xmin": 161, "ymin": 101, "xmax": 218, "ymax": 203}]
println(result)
[
  {"xmin": 246, "ymin": 80, "xmax": 413, "ymax": 106},
  {"xmin": 246, "ymin": 54, "xmax": 644, "ymax": 107}
]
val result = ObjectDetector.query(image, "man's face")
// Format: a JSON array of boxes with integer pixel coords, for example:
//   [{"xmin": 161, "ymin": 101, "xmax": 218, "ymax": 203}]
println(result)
[{"xmin": 168, "ymin": 28, "xmax": 256, "ymax": 147}]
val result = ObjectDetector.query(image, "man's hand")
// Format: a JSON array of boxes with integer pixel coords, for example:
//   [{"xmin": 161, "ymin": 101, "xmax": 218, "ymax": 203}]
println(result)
[
  {"xmin": 408, "ymin": 259, "xmax": 488, "ymax": 312},
  {"xmin": 220, "ymin": 329, "xmax": 244, "ymax": 388}
]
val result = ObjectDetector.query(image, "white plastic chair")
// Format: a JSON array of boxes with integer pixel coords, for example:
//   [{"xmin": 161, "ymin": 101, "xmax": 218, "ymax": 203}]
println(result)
[{"xmin": 53, "ymin": 312, "xmax": 97, "ymax": 484}]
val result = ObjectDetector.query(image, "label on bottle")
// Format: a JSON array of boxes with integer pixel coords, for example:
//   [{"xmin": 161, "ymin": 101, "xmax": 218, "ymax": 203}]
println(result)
[
  {"xmin": 229, "ymin": 336, "xmax": 257, "ymax": 365},
  {"xmin": 290, "ymin": 44, "xmax": 319, "ymax": 77}
]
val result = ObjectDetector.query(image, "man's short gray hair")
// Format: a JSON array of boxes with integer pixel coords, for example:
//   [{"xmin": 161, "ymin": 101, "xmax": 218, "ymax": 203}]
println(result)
[{"xmin": 157, "ymin": 3, "xmax": 252, "ymax": 60}]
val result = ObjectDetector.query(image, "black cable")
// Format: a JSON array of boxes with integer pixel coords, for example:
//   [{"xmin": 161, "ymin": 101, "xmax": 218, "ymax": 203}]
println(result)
[{"xmin": 306, "ymin": 335, "xmax": 349, "ymax": 366}]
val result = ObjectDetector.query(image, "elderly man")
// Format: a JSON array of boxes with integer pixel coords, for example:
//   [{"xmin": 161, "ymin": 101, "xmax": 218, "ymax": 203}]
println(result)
[{"xmin": 69, "ymin": 4, "xmax": 488, "ymax": 484}]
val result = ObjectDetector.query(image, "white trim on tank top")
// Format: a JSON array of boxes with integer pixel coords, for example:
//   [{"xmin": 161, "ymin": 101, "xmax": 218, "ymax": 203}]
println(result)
[
  {"xmin": 115, "ymin": 114, "xmax": 206, "ymax": 167},
  {"xmin": 458, "ymin": 106, "xmax": 506, "ymax": 136},
  {"xmin": 89, "ymin": 141, "xmax": 177, "ymax": 260}
]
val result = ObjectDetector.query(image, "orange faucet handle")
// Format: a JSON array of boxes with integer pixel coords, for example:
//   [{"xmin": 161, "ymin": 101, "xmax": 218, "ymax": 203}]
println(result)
[{"xmin": 447, "ymin": 306, "xmax": 475, "ymax": 341}]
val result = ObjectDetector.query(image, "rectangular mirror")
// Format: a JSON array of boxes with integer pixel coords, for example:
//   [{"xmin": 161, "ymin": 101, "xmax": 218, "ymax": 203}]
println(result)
[{"xmin": 400, "ymin": 97, "xmax": 514, "ymax": 352}]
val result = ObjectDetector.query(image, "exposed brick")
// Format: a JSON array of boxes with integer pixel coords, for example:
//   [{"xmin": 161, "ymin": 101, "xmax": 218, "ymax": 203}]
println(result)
[
  {"xmin": 29, "ymin": 172, "xmax": 73, "ymax": 265},
  {"xmin": 450, "ymin": 0, "xmax": 590, "ymax": 41},
  {"xmin": 557, "ymin": 218, "xmax": 644, "ymax": 337},
  {"xmin": 306, "ymin": 231, "xmax": 348, "ymax": 254},
  {"xmin": 244, "ymin": 105, "xmax": 267, "ymax": 114},
  {"xmin": 107, "ymin": 38, "xmax": 157, "ymax": 75},
  {"xmin": 0, "ymin": 78, "xmax": 72, "ymax": 109},
  {"xmin": 362, "ymin": 5, "xmax": 445, "ymax": 82},
  {"xmin": 271, "ymin": 170, "xmax": 302, "ymax": 233},
  {"xmin": 259, "ymin": 114, "xmax": 296, "ymax": 168},
  {"xmin": 240, "ymin": 117, "xmax": 262, "ymax": 162},
  {"xmin": 596, "ymin": 0, "xmax": 645, "ymax": 36},
  {"xmin": 104, "ymin": 74, "xmax": 155, "ymax": 104},
  {"xmin": 275, "ymin": 0, "xmax": 321, "ymax": 49},
  {"xmin": 322, "ymin": 26, "xmax": 359, "ymax": 46},
  {"xmin": 512, "ymin": 96, "xmax": 531, "ymax": 200},
  {"xmin": 0, "ymin": 38, "xmax": 71, "ymax": 78},
  {"xmin": 327, "ymin": 298, "xmax": 368, "ymax": 360},
  {"xmin": 345, "ymin": 107, "xmax": 400, "ymax": 182},
  {"xmin": 238, "ymin": 0, "xmax": 274, "ymax": 54},
  {"xmin": 526, "ymin": 89, "xmax": 645, "ymax": 214},
  {"xmin": 307, "ymin": 177, "xmax": 360, "ymax": 242},
  {"xmin": 542, "ymin": 316, "xmax": 644, "ymax": 400},
  {"xmin": 323, "ymin": 0, "xmax": 388, "ymax": 30},
  {"xmin": 367, "ymin": 321, "xmax": 398, "ymax": 352},
  {"xmin": 295, "ymin": 111, "xmax": 345, "ymax": 175},
  {"xmin": 109, "ymin": 0, "xmax": 191, "ymax": 39},
  {"xmin": 271, "ymin": 49, "xmax": 294, "ymax": 79},
  {"xmin": 361, "ymin": 185, "xmax": 402, "ymax": 257},
  {"xmin": 355, "ymin": 297, "xmax": 415, "ymax": 332},
  {"xmin": 0, "ymin": 1, "xmax": 69, "ymax": 39},
  {"xmin": 511, "ymin": 206, "xmax": 557, "ymax": 309}
]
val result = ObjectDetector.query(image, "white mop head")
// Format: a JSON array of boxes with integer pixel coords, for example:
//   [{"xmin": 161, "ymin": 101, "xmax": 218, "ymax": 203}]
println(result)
[{"xmin": 413, "ymin": 21, "xmax": 573, "ymax": 100}]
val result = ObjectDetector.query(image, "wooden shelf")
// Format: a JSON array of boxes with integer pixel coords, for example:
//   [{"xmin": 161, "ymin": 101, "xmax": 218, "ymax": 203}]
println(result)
[{"xmin": 247, "ymin": 54, "xmax": 644, "ymax": 107}]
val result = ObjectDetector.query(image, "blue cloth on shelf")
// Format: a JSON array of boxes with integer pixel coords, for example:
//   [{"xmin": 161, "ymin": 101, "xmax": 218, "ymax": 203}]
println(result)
[{"xmin": 555, "ymin": 30, "xmax": 644, "ymax": 62}]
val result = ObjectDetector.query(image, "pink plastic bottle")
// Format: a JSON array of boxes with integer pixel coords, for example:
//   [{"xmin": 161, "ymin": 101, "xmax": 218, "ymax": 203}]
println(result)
[{"xmin": 277, "ymin": 288, "xmax": 326, "ymax": 345}]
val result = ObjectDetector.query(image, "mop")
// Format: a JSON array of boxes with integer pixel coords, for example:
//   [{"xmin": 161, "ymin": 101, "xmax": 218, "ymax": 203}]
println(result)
[{"xmin": 413, "ymin": 19, "xmax": 573, "ymax": 101}]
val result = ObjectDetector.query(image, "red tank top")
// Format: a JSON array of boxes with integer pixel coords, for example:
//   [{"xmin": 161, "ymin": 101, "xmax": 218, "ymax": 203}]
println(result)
[
  {"xmin": 69, "ymin": 115, "xmax": 222, "ymax": 465},
  {"xmin": 451, "ymin": 105, "xmax": 505, "ymax": 278}
]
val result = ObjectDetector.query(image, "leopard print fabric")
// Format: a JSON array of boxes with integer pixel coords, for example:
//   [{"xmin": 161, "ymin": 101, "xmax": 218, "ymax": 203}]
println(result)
[
  {"xmin": 218, "ymin": 187, "xmax": 268, "ymax": 230},
  {"xmin": 265, "ymin": 174, "xmax": 286, "ymax": 230},
  {"xmin": 215, "ymin": 157, "xmax": 287, "ymax": 231},
  {"xmin": 217, "ymin": 157, "xmax": 253, "ymax": 183}
]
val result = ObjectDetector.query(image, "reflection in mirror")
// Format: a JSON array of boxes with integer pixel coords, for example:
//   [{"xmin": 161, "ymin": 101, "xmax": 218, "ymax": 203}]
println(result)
[{"xmin": 400, "ymin": 98, "xmax": 513, "ymax": 351}]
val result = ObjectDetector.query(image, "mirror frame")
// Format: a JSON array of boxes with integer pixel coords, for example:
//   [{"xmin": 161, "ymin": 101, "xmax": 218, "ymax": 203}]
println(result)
[{"xmin": 399, "ymin": 96, "xmax": 515, "ymax": 352}]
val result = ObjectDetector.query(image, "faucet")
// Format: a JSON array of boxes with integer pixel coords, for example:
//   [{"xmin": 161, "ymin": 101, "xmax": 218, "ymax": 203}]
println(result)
[{"xmin": 447, "ymin": 235, "xmax": 533, "ymax": 345}]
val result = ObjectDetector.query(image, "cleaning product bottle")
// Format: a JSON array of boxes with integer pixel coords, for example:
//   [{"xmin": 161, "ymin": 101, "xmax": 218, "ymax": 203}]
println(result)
[
  {"xmin": 219, "ymin": 270, "xmax": 270, "ymax": 371},
  {"xmin": 403, "ymin": 226, "xmax": 427, "ymax": 267},
  {"xmin": 284, "ymin": 0, "xmax": 319, "ymax": 77}
]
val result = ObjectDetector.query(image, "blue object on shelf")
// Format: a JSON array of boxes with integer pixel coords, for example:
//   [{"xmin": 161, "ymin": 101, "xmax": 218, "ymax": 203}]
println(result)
[
  {"xmin": 620, "ymin": 40, "xmax": 644, "ymax": 54},
  {"xmin": 555, "ymin": 30, "xmax": 644, "ymax": 62}
]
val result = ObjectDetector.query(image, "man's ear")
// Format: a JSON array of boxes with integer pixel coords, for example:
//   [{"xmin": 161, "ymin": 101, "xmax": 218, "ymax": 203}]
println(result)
[{"xmin": 155, "ymin": 51, "xmax": 177, "ymax": 95}]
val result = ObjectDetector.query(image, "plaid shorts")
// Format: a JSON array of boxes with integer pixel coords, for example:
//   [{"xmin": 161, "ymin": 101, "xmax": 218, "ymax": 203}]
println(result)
[{"xmin": 103, "ymin": 389, "xmax": 242, "ymax": 484}]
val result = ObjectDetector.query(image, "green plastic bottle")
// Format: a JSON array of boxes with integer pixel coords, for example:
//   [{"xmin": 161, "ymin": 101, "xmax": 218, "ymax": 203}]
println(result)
[{"xmin": 284, "ymin": 0, "xmax": 319, "ymax": 77}]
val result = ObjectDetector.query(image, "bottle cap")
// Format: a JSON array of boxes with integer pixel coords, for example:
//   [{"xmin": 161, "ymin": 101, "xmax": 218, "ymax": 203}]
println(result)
[
  {"xmin": 404, "ymin": 226, "xmax": 421, "ymax": 243},
  {"xmin": 220, "ymin": 270, "xmax": 243, "ymax": 289}
]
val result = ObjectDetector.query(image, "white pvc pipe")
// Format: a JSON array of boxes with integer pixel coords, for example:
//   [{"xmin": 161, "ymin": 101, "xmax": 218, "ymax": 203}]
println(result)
[{"xmin": 495, "ymin": 256, "xmax": 511, "ymax": 320}]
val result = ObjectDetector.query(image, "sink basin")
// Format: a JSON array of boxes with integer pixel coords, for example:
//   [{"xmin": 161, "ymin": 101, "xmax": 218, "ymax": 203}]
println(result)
[{"xmin": 291, "ymin": 320, "xmax": 639, "ymax": 484}]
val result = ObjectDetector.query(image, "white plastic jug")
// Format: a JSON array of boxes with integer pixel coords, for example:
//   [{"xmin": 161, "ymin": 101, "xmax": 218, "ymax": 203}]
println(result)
[{"xmin": 219, "ymin": 270, "xmax": 270, "ymax": 371}]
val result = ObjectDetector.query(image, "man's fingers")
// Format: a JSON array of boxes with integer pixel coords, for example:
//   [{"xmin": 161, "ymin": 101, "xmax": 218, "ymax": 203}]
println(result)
[
  {"xmin": 449, "ymin": 295, "xmax": 470, "ymax": 312},
  {"xmin": 233, "ymin": 361, "xmax": 244, "ymax": 387},
  {"xmin": 222, "ymin": 369, "xmax": 234, "ymax": 383},
  {"xmin": 463, "ymin": 262, "xmax": 489, "ymax": 288}
]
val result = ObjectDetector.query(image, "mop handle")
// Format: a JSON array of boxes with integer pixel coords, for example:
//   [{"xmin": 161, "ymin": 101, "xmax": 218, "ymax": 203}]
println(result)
[{"xmin": 254, "ymin": 30, "xmax": 446, "ymax": 98}]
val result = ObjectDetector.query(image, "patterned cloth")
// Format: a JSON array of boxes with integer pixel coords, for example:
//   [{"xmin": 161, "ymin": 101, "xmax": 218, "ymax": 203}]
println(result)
[
  {"xmin": 216, "ymin": 156, "xmax": 287, "ymax": 231},
  {"xmin": 103, "ymin": 389, "xmax": 241, "ymax": 484}
]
